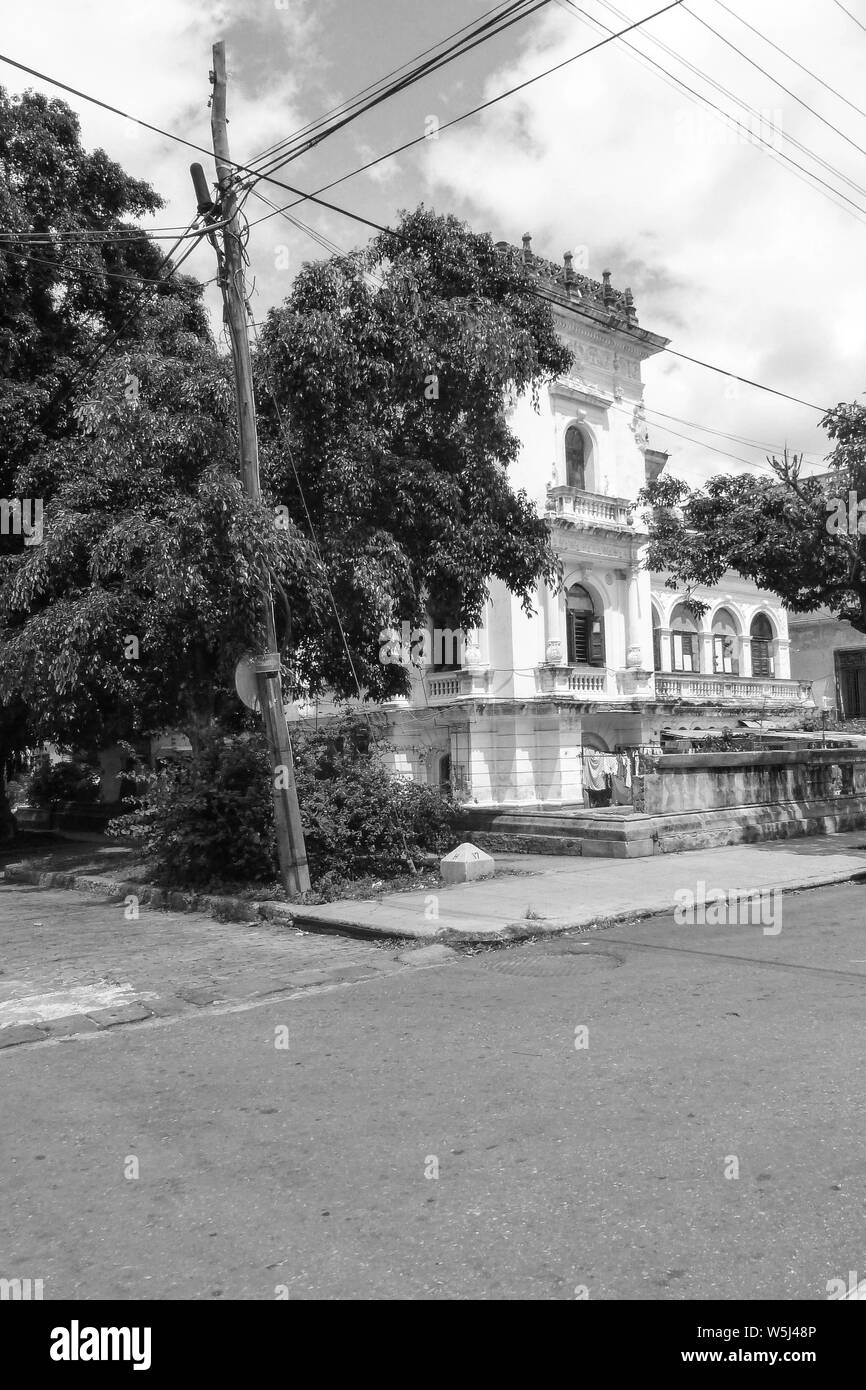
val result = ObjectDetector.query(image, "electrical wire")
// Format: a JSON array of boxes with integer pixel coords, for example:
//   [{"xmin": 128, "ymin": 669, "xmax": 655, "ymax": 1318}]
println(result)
[
  {"xmin": 243, "ymin": 1, "xmax": 687, "ymax": 224},
  {"xmin": 0, "ymin": 242, "xmax": 206, "ymax": 287},
  {"xmin": 0, "ymin": 223, "xmax": 226, "ymax": 245},
  {"xmin": 682, "ymin": 2, "xmax": 866, "ymax": 159},
  {"xmin": 557, "ymin": 0, "xmax": 866, "ymax": 219},
  {"xmin": 710, "ymin": 0, "xmax": 866, "ymax": 122},
  {"xmin": 643, "ymin": 405, "xmax": 823, "ymax": 459},
  {"xmin": 250, "ymin": 0, "xmax": 551, "ymax": 183},
  {"xmin": 661, "ymin": 348, "xmax": 827, "ymax": 412},
  {"xmin": 246, "ymin": 0, "xmax": 524, "ymax": 168},
  {"xmin": 832, "ymin": 0, "xmax": 866, "ymax": 38}
]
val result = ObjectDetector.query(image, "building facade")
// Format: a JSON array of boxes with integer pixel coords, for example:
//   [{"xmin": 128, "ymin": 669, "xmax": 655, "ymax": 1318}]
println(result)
[
  {"xmin": 787, "ymin": 609, "xmax": 866, "ymax": 718},
  {"xmin": 293, "ymin": 238, "xmax": 812, "ymax": 807}
]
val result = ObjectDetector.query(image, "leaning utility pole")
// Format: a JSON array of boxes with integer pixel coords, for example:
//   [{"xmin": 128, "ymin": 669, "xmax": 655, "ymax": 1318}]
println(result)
[{"xmin": 191, "ymin": 40, "xmax": 310, "ymax": 895}]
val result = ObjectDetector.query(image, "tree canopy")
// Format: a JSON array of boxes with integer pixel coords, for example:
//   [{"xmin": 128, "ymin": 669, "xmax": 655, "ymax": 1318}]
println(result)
[
  {"xmin": 640, "ymin": 403, "xmax": 866, "ymax": 633},
  {"xmin": 255, "ymin": 206, "xmax": 571, "ymax": 700}
]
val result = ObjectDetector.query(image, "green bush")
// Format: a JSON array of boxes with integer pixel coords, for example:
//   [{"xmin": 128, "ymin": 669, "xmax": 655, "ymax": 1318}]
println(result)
[
  {"xmin": 25, "ymin": 758, "xmax": 101, "ymax": 808},
  {"xmin": 109, "ymin": 720, "xmax": 459, "ymax": 893},
  {"xmin": 108, "ymin": 735, "xmax": 276, "ymax": 889}
]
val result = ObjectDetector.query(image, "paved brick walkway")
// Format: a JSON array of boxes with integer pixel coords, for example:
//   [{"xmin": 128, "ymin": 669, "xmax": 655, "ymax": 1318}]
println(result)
[{"xmin": 0, "ymin": 884, "xmax": 405, "ymax": 1048}]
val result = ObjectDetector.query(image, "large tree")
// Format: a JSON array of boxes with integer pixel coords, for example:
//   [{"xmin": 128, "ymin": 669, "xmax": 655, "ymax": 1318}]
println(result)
[
  {"xmin": 255, "ymin": 206, "xmax": 572, "ymax": 699},
  {"xmin": 1, "ymin": 297, "xmax": 327, "ymax": 753},
  {"xmin": 0, "ymin": 86, "xmax": 199, "ymax": 832},
  {"xmin": 640, "ymin": 403, "xmax": 866, "ymax": 632}
]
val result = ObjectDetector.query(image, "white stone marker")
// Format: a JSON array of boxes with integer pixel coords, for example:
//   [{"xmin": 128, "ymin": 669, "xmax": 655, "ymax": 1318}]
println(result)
[{"xmin": 440, "ymin": 842, "xmax": 495, "ymax": 884}]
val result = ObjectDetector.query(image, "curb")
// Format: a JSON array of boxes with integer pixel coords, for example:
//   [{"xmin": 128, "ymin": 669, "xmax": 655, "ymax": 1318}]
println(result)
[{"xmin": 4, "ymin": 859, "xmax": 866, "ymax": 945}]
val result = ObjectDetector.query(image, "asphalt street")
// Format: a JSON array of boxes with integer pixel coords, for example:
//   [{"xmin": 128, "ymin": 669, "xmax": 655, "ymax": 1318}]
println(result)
[{"xmin": 1, "ymin": 878, "xmax": 865, "ymax": 1300}]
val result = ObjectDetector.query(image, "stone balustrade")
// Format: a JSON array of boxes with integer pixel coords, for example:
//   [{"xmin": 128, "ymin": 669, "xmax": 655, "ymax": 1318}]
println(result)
[
  {"xmin": 654, "ymin": 672, "xmax": 810, "ymax": 704},
  {"xmin": 545, "ymin": 486, "xmax": 633, "ymax": 531}
]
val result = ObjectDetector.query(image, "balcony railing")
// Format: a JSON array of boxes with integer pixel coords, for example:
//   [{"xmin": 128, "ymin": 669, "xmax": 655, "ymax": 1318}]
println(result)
[
  {"xmin": 546, "ymin": 486, "xmax": 633, "ymax": 531},
  {"xmin": 425, "ymin": 675, "xmax": 461, "ymax": 701},
  {"xmin": 537, "ymin": 664, "xmax": 611, "ymax": 698},
  {"xmin": 654, "ymin": 672, "xmax": 812, "ymax": 704}
]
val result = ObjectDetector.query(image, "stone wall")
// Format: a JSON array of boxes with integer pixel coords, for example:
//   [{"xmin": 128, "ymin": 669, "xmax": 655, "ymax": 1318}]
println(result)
[{"xmin": 638, "ymin": 748, "xmax": 866, "ymax": 815}]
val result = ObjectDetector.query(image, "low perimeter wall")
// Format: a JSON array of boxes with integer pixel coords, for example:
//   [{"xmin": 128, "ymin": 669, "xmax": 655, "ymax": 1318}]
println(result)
[
  {"xmin": 461, "ymin": 748, "xmax": 866, "ymax": 857},
  {"xmin": 637, "ymin": 748, "xmax": 866, "ymax": 815}
]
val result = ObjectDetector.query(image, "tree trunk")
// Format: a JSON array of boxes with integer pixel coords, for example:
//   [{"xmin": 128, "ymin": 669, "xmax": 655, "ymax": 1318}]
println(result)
[{"xmin": 0, "ymin": 763, "xmax": 17, "ymax": 842}]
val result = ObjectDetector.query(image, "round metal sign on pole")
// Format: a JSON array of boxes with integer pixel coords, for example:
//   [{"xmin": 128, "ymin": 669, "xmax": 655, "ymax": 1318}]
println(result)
[
  {"xmin": 234, "ymin": 654, "xmax": 261, "ymax": 712},
  {"xmin": 235, "ymin": 653, "xmax": 288, "ymax": 716}
]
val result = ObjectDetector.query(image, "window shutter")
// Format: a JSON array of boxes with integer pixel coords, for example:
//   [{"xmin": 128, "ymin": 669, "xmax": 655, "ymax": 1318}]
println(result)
[{"xmin": 590, "ymin": 616, "xmax": 605, "ymax": 668}]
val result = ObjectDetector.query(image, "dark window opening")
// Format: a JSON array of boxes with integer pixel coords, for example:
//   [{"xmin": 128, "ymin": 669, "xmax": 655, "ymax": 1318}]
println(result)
[
  {"xmin": 565, "ymin": 425, "xmax": 586, "ymax": 490},
  {"xmin": 750, "ymin": 614, "xmax": 774, "ymax": 678}
]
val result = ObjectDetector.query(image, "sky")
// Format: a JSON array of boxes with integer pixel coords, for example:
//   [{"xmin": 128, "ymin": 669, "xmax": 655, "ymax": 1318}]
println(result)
[{"xmin": 2, "ymin": 0, "xmax": 865, "ymax": 486}]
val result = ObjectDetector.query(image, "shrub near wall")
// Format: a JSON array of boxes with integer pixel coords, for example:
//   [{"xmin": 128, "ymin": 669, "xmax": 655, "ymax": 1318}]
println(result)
[{"xmin": 110, "ymin": 722, "xmax": 458, "ymax": 893}]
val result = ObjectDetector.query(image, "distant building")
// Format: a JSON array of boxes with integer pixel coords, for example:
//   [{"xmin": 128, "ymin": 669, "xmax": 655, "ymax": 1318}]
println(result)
[{"xmin": 787, "ymin": 609, "xmax": 866, "ymax": 718}]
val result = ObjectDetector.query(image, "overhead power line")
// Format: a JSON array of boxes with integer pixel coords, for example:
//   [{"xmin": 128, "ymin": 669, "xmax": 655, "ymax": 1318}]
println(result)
[
  {"xmin": 0, "ymin": 223, "xmax": 226, "ymax": 245},
  {"xmin": 832, "ymin": 0, "xmax": 866, "ymax": 38},
  {"xmin": 557, "ymin": 0, "xmax": 866, "ymax": 221},
  {"xmin": 0, "ymin": 242, "xmax": 204, "ymax": 287},
  {"xmin": 644, "ymin": 404, "xmax": 823, "ymax": 458},
  {"xmin": 682, "ymin": 3, "xmax": 866, "ymax": 160},
  {"xmin": 247, "ymin": 0, "xmax": 528, "ymax": 168},
  {"xmin": 0, "ymin": 7, "xmax": 688, "ymax": 244},
  {"xmin": 662, "ymin": 348, "xmax": 827, "ymax": 412},
  {"xmin": 250, "ymin": 0, "xmax": 552, "ymax": 183},
  {"xmin": 710, "ymin": 0, "xmax": 866, "ymax": 123},
  {"xmin": 244, "ymin": 0, "xmax": 687, "ymax": 230}
]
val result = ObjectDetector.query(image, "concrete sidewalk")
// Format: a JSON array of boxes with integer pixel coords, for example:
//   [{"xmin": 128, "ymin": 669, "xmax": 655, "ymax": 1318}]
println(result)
[
  {"xmin": 5, "ymin": 829, "xmax": 866, "ymax": 944},
  {"xmin": 292, "ymin": 830, "xmax": 866, "ymax": 941}
]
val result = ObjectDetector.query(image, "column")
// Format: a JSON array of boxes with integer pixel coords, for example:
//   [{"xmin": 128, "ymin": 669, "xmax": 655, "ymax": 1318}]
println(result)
[
  {"xmin": 625, "ymin": 559, "xmax": 652, "ymax": 669},
  {"xmin": 540, "ymin": 579, "xmax": 564, "ymax": 665}
]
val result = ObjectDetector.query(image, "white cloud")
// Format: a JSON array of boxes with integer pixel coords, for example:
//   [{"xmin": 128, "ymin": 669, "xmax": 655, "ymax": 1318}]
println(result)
[{"xmin": 420, "ymin": 0, "xmax": 865, "ymax": 482}]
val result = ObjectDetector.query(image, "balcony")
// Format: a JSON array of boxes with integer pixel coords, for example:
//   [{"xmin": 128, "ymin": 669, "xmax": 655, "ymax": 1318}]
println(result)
[
  {"xmin": 546, "ymin": 486, "xmax": 633, "ymax": 532},
  {"xmin": 654, "ymin": 672, "xmax": 813, "ymax": 705},
  {"xmin": 421, "ymin": 668, "xmax": 492, "ymax": 703},
  {"xmin": 537, "ymin": 664, "xmax": 612, "ymax": 698}
]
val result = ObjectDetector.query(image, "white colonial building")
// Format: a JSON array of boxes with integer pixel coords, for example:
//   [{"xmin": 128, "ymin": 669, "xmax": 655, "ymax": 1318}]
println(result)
[{"xmin": 294, "ymin": 236, "xmax": 812, "ymax": 808}]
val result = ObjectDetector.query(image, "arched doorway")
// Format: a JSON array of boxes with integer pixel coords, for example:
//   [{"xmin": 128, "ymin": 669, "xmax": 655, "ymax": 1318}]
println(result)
[
  {"xmin": 567, "ymin": 584, "xmax": 605, "ymax": 666},
  {"xmin": 711, "ymin": 607, "xmax": 739, "ymax": 675},
  {"xmin": 750, "ymin": 613, "xmax": 774, "ymax": 678}
]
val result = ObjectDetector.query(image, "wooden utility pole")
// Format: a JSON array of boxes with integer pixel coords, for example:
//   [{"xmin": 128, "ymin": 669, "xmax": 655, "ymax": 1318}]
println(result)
[{"xmin": 192, "ymin": 40, "xmax": 310, "ymax": 895}]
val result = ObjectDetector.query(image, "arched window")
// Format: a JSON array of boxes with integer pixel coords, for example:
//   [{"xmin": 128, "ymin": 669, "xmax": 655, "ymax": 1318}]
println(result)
[
  {"xmin": 750, "ymin": 613, "xmax": 774, "ymax": 678},
  {"xmin": 711, "ymin": 607, "xmax": 739, "ymax": 675},
  {"xmin": 567, "ymin": 584, "xmax": 605, "ymax": 667},
  {"xmin": 670, "ymin": 603, "xmax": 701, "ymax": 673},
  {"xmin": 565, "ymin": 425, "xmax": 586, "ymax": 489}
]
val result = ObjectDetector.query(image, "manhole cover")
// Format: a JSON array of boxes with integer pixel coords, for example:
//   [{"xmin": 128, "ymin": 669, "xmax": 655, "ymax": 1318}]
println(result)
[{"xmin": 472, "ymin": 945, "xmax": 623, "ymax": 978}]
